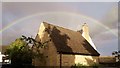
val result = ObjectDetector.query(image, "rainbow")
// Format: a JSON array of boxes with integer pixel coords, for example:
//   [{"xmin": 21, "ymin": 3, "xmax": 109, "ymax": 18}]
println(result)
[{"xmin": 0, "ymin": 11, "xmax": 118, "ymax": 37}]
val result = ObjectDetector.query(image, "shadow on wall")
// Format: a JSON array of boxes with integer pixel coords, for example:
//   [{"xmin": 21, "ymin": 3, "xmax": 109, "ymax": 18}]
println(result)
[
  {"xmin": 46, "ymin": 26, "xmax": 75, "ymax": 66},
  {"xmin": 33, "ymin": 34, "xmax": 48, "ymax": 66},
  {"xmin": 85, "ymin": 57, "xmax": 96, "ymax": 66},
  {"xmin": 82, "ymin": 39, "xmax": 99, "ymax": 66}
]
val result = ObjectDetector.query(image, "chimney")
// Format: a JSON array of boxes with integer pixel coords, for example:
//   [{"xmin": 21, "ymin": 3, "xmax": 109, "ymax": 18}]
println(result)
[
  {"xmin": 82, "ymin": 23, "xmax": 90, "ymax": 41},
  {"xmin": 81, "ymin": 23, "xmax": 97, "ymax": 50}
]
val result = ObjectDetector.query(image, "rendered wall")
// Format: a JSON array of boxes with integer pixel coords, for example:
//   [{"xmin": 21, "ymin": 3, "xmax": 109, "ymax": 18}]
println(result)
[
  {"xmin": 75, "ymin": 55, "xmax": 99, "ymax": 66},
  {"xmin": 38, "ymin": 23, "xmax": 46, "ymax": 40},
  {"xmin": 61, "ymin": 54, "xmax": 99, "ymax": 66}
]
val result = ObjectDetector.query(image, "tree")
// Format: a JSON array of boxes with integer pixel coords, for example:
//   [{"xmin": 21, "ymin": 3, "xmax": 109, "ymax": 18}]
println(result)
[
  {"xmin": 112, "ymin": 51, "xmax": 120, "ymax": 67},
  {"xmin": 5, "ymin": 35, "xmax": 50, "ymax": 66},
  {"xmin": 112, "ymin": 51, "xmax": 120, "ymax": 62},
  {"xmin": 5, "ymin": 38, "xmax": 32, "ymax": 64}
]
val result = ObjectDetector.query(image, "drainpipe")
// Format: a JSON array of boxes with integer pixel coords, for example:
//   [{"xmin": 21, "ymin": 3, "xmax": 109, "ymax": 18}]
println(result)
[{"xmin": 60, "ymin": 52, "xmax": 62, "ymax": 68}]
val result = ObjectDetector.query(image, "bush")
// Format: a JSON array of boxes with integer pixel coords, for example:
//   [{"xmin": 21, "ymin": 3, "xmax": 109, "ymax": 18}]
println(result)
[
  {"xmin": 4, "ymin": 35, "xmax": 49, "ymax": 66},
  {"xmin": 71, "ymin": 63, "xmax": 101, "ymax": 68},
  {"xmin": 5, "ymin": 38, "xmax": 33, "ymax": 65},
  {"xmin": 71, "ymin": 63, "xmax": 86, "ymax": 68},
  {"xmin": 91, "ymin": 63, "xmax": 100, "ymax": 68}
]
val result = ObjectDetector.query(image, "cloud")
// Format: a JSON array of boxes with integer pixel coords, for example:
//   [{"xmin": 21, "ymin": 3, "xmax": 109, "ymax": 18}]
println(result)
[
  {"xmin": 0, "ymin": 2, "xmax": 2, "ymax": 30},
  {"xmin": 93, "ymin": 28, "xmax": 118, "ymax": 41},
  {"xmin": 96, "ymin": 39, "xmax": 118, "ymax": 56},
  {"xmin": 100, "ymin": 4, "xmax": 118, "ymax": 29},
  {"xmin": 2, "ymin": 2, "xmax": 118, "ymax": 56},
  {"xmin": 92, "ymin": 29, "xmax": 118, "ymax": 56},
  {"xmin": 0, "ymin": 2, "xmax": 2, "ymax": 45}
]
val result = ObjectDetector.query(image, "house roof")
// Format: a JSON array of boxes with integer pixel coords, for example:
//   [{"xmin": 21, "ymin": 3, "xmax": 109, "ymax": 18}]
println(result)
[{"xmin": 37, "ymin": 22, "xmax": 100, "ymax": 56}]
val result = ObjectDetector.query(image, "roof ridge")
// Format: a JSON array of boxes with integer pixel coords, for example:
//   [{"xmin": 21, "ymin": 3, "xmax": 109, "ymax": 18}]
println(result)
[{"xmin": 42, "ymin": 22, "xmax": 80, "ymax": 33}]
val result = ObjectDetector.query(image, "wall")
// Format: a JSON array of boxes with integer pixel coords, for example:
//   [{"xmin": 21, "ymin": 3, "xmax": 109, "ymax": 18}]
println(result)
[
  {"xmin": 60, "ymin": 54, "xmax": 99, "ymax": 66},
  {"xmin": 75, "ymin": 55, "xmax": 99, "ymax": 66},
  {"xmin": 38, "ymin": 23, "xmax": 46, "ymax": 40},
  {"xmin": 61, "ymin": 54, "xmax": 75, "ymax": 66}
]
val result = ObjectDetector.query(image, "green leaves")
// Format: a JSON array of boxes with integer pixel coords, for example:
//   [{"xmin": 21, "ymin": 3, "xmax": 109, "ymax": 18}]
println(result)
[
  {"xmin": 112, "ymin": 51, "xmax": 120, "ymax": 63},
  {"xmin": 71, "ymin": 63, "xmax": 87, "ymax": 68},
  {"xmin": 5, "ymin": 35, "xmax": 49, "ymax": 64},
  {"xmin": 5, "ymin": 38, "xmax": 26, "ymax": 58}
]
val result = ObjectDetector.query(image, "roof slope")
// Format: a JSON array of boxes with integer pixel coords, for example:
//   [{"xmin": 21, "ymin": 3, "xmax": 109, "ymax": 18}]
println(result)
[{"xmin": 37, "ymin": 22, "xmax": 100, "ymax": 56}]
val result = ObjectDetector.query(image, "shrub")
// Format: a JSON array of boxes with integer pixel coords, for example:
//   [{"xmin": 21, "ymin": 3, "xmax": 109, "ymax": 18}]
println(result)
[
  {"xmin": 91, "ymin": 63, "xmax": 100, "ymax": 68},
  {"xmin": 4, "ymin": 35, "xmax": 50, "ymax": 66},
  {"xmin": 71, "ymin": 63, "xmax": 86, "ymax": 68}
]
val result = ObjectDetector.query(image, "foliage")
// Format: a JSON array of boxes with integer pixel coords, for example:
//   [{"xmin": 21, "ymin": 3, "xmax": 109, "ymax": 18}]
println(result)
[
  {"xmin": 91, "ymin": 63, "xmax": 100, "ymax": 68},
  {"xmin": 5, "ymin": 35, "xmax": 49, "ymax": 65},
  {"xmin": 71, "ymin": 63, "xmax": 101, "ymax": 68},
  {"xmin": 71, "ymin": 63, "xmax": 86, "ymax": 68},
  {"xmin": 112, "ymin": 51, "xmax": 120, "ymax": 62}
]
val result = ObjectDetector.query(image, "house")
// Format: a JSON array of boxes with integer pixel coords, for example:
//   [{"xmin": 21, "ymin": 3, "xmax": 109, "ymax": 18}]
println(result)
[{"xmin": 33, "ymin": 22, "xmax": 100, "ymax": 67}]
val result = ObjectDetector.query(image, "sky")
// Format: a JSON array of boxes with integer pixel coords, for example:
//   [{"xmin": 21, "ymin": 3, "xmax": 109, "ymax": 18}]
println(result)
[
  {"xmin": 0, "ymin": 2, "xmax": 1, "ymax": 27},
  {"xmin": 1, "ymin": 2, "xmax": 119, "ymax": 56},
  {"xmin": 1, "ymin": 0, "xmax": 120, "ymax": 2}
]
